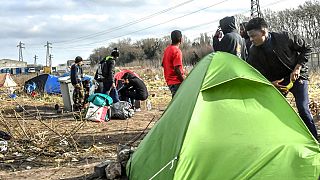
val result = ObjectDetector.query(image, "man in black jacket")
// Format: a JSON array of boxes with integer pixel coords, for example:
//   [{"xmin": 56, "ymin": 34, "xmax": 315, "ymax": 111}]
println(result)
[
  {"xmin": 246, "ymin": 17, "xmax": 318, "ymax": 140},
  {"xmin": 119, "ymin": 72, "xmax": 148, "ymax": 110},
  {"xmin": 95, "ymin": 48, "xmax": 119, "ymax": 94},
  {"xmin": 213, "ymin": 16, "xmax": 247, "ymax": 60}
]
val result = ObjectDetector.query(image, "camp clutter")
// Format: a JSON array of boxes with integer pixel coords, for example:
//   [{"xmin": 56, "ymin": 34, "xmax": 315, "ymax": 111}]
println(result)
[
  {"xmin": 86, "ymin": 93, "xmax": 135, "ymax": 122},
  {"xmin": 86, "ymin": 93, "xmax": 112, "ymax": 122}
]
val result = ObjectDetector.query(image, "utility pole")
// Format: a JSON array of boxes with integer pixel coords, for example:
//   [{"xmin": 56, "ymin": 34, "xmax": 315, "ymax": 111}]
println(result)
[
  {"xmin": 33, "ymin": 55, "xmax": 38, "ymax": 65},
  {"xmin": 17, "ymin": 41, "xmax": 25, "ymax": 61},
  {"xmin": 44, "ymin": 41, "xmax": 52, "ymax": 67},
  {"xmin": 49, "ymin": 54, "xmax": 53, "ymax": 68},
  {"xmin": 251, "ymin": 0, "xmax": 262, "ymax": 18}
]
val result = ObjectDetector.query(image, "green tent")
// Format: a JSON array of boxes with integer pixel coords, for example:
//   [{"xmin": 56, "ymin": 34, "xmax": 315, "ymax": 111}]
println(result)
[{"xmin": 127, "ymin": 52, "xmax": 320, "ymax": 180}]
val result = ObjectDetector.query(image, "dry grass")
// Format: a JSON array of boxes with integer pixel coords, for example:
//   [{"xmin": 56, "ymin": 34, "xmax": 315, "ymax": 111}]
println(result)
[{"xmin": 0, "ymin": 71, "xmax": 170, "ymax": 175}]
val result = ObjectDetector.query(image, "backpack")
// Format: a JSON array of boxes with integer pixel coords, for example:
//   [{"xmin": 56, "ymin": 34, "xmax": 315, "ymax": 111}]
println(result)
[
  {"xmin": 94, "ymin": 56, "xmax": 114, "ymax": 82},
  {"xmin": 94, "ymin": 62, "xmax": 105, "ymax": 82},
  {"xmin": 88, "ymin": 93, "xmax": 113, "ymax": 107}
]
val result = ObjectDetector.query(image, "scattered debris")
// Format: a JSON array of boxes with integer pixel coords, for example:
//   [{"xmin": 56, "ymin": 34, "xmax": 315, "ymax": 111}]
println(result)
[{"xmin": 0, "ymin": 140, "xmax": 8, "ymax": 152}]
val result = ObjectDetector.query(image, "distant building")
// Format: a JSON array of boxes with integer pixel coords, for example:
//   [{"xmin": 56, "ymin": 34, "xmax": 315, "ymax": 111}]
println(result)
[
  {"xmin": 56, "ymin": 63, "xmax": 69, "ymax": 74},
  {"xmin": 0, "ymin": 59, "xmax": 27, "ymax": 68}
]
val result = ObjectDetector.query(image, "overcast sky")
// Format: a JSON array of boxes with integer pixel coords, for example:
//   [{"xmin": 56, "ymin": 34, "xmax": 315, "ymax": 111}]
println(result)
[{"xmin": 0, "ymin": 0, "xmax": 309, "ymax": 66}]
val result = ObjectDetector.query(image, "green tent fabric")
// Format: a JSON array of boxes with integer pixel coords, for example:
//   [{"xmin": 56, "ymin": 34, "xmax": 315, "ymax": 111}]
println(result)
[{"xmin": 126, "ymin": 52, "xmax": 320, "ymax": 180}]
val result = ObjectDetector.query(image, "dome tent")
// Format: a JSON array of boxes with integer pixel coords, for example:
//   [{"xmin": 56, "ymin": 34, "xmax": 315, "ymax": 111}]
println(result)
[
  {"xmin": 126, "ymin": 52, "xmax": 319, "ymax": 179},
  {"xmin": 24, "ymin": 74, "xmax": 61, "ymax": 94}
]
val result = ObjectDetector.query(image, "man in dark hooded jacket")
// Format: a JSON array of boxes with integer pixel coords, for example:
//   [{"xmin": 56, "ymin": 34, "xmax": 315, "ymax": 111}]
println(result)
[
  {"xmin": 119, "ymin": 72, "xmax": 148, "ymax": 110},
  {"xmin": 213, "ymin": 16, "xmax": 247, "ymax": 60}
]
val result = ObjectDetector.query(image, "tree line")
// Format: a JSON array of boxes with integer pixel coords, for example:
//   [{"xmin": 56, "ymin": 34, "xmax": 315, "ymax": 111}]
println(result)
[{"xmin": 88, "ymin": 0, "xmax": 320, "ymax": 67}]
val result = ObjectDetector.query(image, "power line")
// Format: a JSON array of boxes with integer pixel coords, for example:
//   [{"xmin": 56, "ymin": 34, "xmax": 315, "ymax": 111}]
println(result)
[
  {"xmin": 58, "ymin": 0, "xmax": 286, "ymax": 51},
  {"xmin": 185, "ymin": 0, "xmax": 285, "ymax": 38},
  {"xmin": 55, "ymin": 0, "xmax": 231, "ymax": 49},
  {"xmin": 52, "ymin": 0, "xmax": 196, "ymax": 45},
  {"xmin": 25, "ymin": 0, "xmax": 289, "ymax": 60}
]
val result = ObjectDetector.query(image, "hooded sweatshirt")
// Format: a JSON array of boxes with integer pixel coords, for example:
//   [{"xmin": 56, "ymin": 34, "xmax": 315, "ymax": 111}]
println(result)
[{"xmin": 213, "ymin": 16, "xmax": 247, "ymax": 60}]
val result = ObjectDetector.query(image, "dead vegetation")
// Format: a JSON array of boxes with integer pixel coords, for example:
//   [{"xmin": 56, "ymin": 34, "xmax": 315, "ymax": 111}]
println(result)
[{"xmin": 0, "ymin": 69, "xmax": 170, "ymax": 179}]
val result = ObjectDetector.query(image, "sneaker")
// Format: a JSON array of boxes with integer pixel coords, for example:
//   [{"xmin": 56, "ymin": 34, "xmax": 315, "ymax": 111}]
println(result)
[{"xmin": 135, "ymin": 108, "xmax": 141, "ymax": 112}]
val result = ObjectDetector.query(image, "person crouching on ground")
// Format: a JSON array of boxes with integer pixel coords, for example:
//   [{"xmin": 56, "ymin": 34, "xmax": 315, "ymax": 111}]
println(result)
[{"xmin": 118, "ymin": 72, "xmax": 148, "ymax": 111}]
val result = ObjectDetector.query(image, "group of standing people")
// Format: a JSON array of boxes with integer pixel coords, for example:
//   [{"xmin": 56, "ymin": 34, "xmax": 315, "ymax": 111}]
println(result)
[
  {"xmin": 69, "ymin": 15, "xmax": 318, "ymax": 140},
  {"xmin": 162, "ymin": 17, "xmax": 318, "ymax": 140},
  {"xmin": 70, "ymin": 48, "xmax": 148, "ymax": 113}
]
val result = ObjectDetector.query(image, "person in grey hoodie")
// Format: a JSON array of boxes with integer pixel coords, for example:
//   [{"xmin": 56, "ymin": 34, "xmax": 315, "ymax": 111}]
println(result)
[{"xmin": 213, "ymin": 16, "xmax": 247, "ymax": 60}]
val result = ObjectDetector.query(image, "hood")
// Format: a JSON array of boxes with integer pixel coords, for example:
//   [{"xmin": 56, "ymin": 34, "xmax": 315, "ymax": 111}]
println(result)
[
  {"xmin": 123, "ymin": 72, "xmax": 136, "ymax": 80},
  {"xmin": 219, "ymin": 16, "xmax": 237, "ymax": 34}
]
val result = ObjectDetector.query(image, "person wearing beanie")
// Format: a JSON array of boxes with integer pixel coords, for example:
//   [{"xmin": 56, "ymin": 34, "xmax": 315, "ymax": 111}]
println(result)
[
  {"xmin": 94, "ymin": 48, "xmax": 120, "ymax": 95},
  {"xmin": 212, "ymin": 16, "xmax": 247, "ymax": 60},
  {"xmin": 246, "ymin": 17, "xmax": 318, "ymax": 140},
  {"xmin": 162, "ymin": 30, "xmax": 185, "ymax": 98},
  {"xmin": 70, "ymin": 56, "xmax": 85, "ymax": 111}
]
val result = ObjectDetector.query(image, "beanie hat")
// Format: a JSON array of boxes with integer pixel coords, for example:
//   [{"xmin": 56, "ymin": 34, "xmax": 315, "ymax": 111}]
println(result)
[
  {"xmin": 75, "ymin": 56, "xmax": 83, "ymax": 63},
  {"xmin": 111, "ymin": 48, "xmax": 120, "ymax": 58}
]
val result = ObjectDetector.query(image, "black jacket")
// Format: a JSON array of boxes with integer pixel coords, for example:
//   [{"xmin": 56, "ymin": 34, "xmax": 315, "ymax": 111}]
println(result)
[
  {"xmin": 122, "ymin": 73, "xmax": 148, "ymax": 100},
  {"xmin": 247, "ymin": 32, "xmax": 311, "ymax": 81},
  {"xmin": 213, "ymin": 16, "xmax": 247, "ymax": 60},
  {"xmin": 70, "ymin": 64, "xmax": 83, "ymax": 85},
  {"xmin": 94, "ymin": 56, "xmax": 115, "ymax": 83}
]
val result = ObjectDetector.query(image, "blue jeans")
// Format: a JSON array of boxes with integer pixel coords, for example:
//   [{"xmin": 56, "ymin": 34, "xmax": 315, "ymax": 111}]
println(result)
[
  {"xmin": 109, "ymin": 88, "xmax": 120, "ymax": 103},
  {"xmin": 284, "ymin": 78, "xmax": 318, "ymax": 140}
]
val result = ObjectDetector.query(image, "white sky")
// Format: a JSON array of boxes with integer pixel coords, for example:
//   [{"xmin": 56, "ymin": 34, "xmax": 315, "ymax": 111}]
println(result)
[{"xmin": 0, "ymin": 0, "xmax": 309, "ymax": 66}]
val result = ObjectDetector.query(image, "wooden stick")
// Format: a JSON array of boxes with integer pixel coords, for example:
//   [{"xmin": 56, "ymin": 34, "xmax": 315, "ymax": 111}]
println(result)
[{"xmin": 13, "ymin": 110, "xmax": 30, "ymax": 139}]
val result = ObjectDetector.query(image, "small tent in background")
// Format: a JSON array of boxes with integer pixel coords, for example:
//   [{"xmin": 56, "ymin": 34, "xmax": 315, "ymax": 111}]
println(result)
[
  {"xmin": 127, "ymin": 52, "xmax": 320, "ymax": 179},
  {"xmin": 0, "ymin": 73, "xmax": 17, "ymax": 96},
  {"xmin": 24, "ymin": 74, "xmax": 61, "ymax": 94},
  {"xmin": 0, "ymin": 73, "xmax": 17, "ymax": 88}
]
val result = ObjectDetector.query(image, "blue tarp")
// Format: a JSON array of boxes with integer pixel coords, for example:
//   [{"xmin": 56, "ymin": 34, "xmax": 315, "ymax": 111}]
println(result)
[
  {"xmin": 24, "ymin": 74, "xmax": 61, "ymax": 94},
  {"xmin": 25, "ymin": 73, "xmax": 94, "ymax": 94},
  {"xmin": 45, "ymin": 75, "xmax": 61, "ymax": 94}
]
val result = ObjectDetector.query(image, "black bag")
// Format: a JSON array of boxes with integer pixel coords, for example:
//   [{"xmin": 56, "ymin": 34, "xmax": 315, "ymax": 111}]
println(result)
[{"xmin": 111, "ymin": 101, "xmax": 133, "ymax": 120}]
